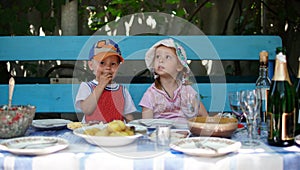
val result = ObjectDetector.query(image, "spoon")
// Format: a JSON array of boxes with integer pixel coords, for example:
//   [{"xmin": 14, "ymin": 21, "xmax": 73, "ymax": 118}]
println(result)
[{"xmin": 8, "ymin": 77, "xmax": 15, "ymax": 109}]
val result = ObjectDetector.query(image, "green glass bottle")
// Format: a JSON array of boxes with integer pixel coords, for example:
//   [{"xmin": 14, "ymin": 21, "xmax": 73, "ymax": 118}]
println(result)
[
  {"xmin": 294, "ymin": 57, "xmax": 300, "ymax": 135},
  {"xmin": 267, "ymin": 47, "xmax": 296, "ymax": 146}
]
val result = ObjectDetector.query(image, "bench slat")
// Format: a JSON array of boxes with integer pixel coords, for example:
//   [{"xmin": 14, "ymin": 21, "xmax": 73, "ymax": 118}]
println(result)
[
  {"xmin": 0, "ymin": 83, "xmax": 255, "ymax": 113},
  {"xmin": 0, "ymin": 36, "xmax": 281, "ymax": 61}
]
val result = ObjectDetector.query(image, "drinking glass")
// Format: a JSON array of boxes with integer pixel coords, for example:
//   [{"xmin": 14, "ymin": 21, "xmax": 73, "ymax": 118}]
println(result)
[
  {"xmin": 239, "ymin": 89, "xmax": 261, "ymax": 146},
  {"xmin": 228, "ymin": 91, "xmax": 244, "ymax": 124}
]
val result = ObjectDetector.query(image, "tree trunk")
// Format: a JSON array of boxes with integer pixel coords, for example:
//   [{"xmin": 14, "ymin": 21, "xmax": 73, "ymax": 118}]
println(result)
[{"xmin": 61, "ymin": 0, "xmax": 78, "ymax": 35}]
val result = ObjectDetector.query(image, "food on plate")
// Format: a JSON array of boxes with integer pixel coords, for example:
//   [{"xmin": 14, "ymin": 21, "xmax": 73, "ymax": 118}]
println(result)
[
  {"xmin": 83, "ymin": 120, "xmax": 135, "ymax": 137},
  {"xmin": 67, "ymin": 122, "xmax": 83, "ymax": 130},
  {"xmin": 107, "ymin": 120, "xmax": 126, "ymax": 132}
]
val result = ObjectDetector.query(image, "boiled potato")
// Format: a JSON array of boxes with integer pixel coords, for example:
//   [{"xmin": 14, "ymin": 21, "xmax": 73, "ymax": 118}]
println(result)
[
  {"xmin": 107, "ymin": 120, "xmax": 126, "ymax": 132},
  {"xmin": 95, "ymin": 128, "xmax": 109, "ymax": 136},
  {"xmin": 83, "ymin": 120, "xmax": 135, "ymax": 136},
  {"xmin": 67, "ymin": 122, "xmax": 83, "ymax": 130},
  {"xmin": 116, "ymin": 120, "xmax": 126, "ymax": 131},
  {"xmin": 83, "ymin": 127, "xmax": 100, "ymax": 135},
  {"xmin": 109, "ymin": 131, "xmax": 123, "ymax": 136}
]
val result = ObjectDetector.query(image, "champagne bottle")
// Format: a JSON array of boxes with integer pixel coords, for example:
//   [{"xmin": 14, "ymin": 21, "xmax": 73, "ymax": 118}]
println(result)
[
  {"xmin": 267, "ymin": 47, "xmax": 296, "ymax": 146},
  {"xmin": 295, "ymin": 57, "xmax": 300, "ymax": 135},
  {"xmin": 255, "ymin": 51, "xmax": 271, "ymax": 139}
]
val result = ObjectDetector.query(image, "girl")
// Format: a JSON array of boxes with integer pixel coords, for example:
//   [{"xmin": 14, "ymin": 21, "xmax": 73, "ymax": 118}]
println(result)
[{"xmin": 139, "ymin": 38, "xmax": 208, "ymax": 123}]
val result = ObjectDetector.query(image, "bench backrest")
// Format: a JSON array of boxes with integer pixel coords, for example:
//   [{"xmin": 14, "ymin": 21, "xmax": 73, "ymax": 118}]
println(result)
[{"xmin": 0, "ymin": 36, "xmax": 282, "ymax": 113}]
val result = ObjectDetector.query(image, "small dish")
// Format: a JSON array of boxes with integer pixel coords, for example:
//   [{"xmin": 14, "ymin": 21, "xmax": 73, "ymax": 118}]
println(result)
[
  {"xmin": 32, "ymin": 119, "xmax": 72, "ymax": 130},
  {"xmin": 73, "ymin": 124, "xmax": 143, "ymax": 147},
  {"xmin": 169, "ymin": 137, "xmax": 241, "ymax": 157},
  {"xmin": 0, "ymin": 136, "xmax": 69, "ymax": 155},
  {"xmin": 149, "ymin": 129, "xmax": 190, "ymax": 142}
]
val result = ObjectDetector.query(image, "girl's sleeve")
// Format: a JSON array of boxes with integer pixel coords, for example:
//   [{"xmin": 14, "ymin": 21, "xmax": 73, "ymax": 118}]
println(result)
[
  {"xmin": 139, "ymin": 88, "xmax": 153, "ymax": 110},
  {"xmin": 186, "ymin": 85, "xmax": 198, "ymax": 96}
]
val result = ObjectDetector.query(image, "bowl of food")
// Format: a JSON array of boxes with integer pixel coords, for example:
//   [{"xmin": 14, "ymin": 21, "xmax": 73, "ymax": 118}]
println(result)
[
  {"xmin": 0, "ymin": 105, "xmax": 36, "ymax": 139},
  {"xmin": 188, "ymin": 117, "xmax": 238, "ymax": 138},
  {"xmin": 73, "ymin": 120, "xmax": 143, "ymax": 147}
]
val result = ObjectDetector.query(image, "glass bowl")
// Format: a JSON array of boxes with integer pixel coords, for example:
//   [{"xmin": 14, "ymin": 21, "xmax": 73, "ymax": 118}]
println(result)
[{"xmin": 0, "ymin": 105, "xmax": 36, "ymax": 139}]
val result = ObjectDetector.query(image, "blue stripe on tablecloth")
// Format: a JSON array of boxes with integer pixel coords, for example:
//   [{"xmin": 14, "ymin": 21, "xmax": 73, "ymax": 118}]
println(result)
[
  {"xmin": 79, "ymin": 153, "xmax": 87, "ymax": 170},
  {"xmin": 136, "ymin": 137, "xmax": 156, "ymax": 151},
  {"xmin": 0, "ymin": 156, "xmax": 4, "ymax": 170},
  {"xmin": 14, "ymin": 156, "xmax": 32, "ymax": 170},
  {"xmin": 134, "ymin": 158, "xmax": 153, "ymax": 170},
  {"xmin": 164, "ymin": 156, "xmax": 184, "ymax": 170},
  {"xmin": 267, "ymin": 145, "xmax": 300, "ymax": 170},
  {"xmin": 283, "ymin": 153, "xmax": 300, "ymax": 170},
  {"xmin": 229, "ymin": 153, "xmax": 238, "ymax": 170}
]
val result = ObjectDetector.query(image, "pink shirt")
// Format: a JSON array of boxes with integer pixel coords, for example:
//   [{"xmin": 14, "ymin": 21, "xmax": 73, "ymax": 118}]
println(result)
[{"xmin": 139, "ymin": 83, "xmax": 199, "ymax": 123}]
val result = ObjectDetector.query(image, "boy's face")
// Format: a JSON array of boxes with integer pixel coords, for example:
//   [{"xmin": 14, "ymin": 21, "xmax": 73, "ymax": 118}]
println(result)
[
  {"xmin": 88, "ymin": 55, "xmax": 120, "ymax": 82},
  {"xmin": 153, "ymin": 46, "xmax": 183, "ymax": 79}
]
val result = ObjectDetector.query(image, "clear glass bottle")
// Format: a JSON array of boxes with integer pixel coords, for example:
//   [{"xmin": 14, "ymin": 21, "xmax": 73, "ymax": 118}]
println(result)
[
  {"xmin": 267, "ymin": 47, "xmax": 296, "ymax": 146},
  {"xmin": 255, "ymin": 51, "xmax": 271, "ymax": 140}
]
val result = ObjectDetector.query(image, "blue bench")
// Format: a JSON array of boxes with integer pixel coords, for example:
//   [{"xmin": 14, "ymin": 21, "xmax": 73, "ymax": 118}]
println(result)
[{"xmin": 0, "ymin": 36, "xmax": 282, "ymax": 118}]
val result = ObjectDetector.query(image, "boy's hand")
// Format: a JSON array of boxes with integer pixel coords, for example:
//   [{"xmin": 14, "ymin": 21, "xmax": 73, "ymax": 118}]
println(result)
[{"xmin": 97, "ymin": 71, "xmax": 113, "ymax": 88}]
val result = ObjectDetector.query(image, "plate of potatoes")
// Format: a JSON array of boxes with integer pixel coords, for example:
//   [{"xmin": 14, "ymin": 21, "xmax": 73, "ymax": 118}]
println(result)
[{"xmin": 73, "ymin": 120, "xmax": 143, "ymax": 147}]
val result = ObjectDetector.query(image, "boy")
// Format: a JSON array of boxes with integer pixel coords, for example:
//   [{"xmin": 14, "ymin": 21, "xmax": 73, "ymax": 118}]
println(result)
[{"xmin": 75, "ymin": 39, "xmax": 137, "ymax": 123}]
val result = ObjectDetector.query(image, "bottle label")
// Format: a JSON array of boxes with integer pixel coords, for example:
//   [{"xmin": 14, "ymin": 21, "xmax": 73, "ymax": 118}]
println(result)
[
  {"xmin": 267, "ymin": 111, "xmax": 295, "ymax": 140},
  {"xmin": 266, "ymin": 112, "xmax": 272, "ymax": 139},
  {"xmin": 298, "ymin": 109, "xmax": 300, "ymax": 124},
  {"xmin": 282, "ymin": 112, "xmax": 295, "ymax": 140},
  {"xmin": 258, "ymin": 88, "xmax": 269, "ymax": 122},
  {"xmin": 259, "ymin": 88, "xmax": 269, "ymax": 100}
]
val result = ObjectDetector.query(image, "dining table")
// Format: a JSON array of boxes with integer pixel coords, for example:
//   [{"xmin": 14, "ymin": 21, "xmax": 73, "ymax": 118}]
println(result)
[{"xmin": 0, "ymin": 122, "xmax": 300, "ymax": 170}]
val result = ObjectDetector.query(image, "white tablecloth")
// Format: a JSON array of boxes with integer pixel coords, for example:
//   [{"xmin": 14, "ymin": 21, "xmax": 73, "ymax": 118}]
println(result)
[{"xmin": 1, "ymin": 127, "xmax": 300, "ymax": 170}]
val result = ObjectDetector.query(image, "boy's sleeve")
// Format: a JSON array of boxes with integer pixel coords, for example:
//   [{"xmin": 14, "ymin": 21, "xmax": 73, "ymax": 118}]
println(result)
[
  {"xmin": 123, "ymin": 87, "xmax": 138, "ymax": 115},
  {"xmin": 75, "ymin": 82, "xmax": 91, "ymax": 111}
]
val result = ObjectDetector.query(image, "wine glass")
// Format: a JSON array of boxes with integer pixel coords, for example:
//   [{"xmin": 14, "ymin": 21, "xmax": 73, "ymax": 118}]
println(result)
[
  {"xmin": 239, "ymin": 89, "xmax": 261, "ymax": 146},
  {"xmin": 228, "ymin": 91, "xmax": 244, "ymax": 124},
  {"xmin": 183, "ymin": 93, "xmax": 200, "ymax": 118}
]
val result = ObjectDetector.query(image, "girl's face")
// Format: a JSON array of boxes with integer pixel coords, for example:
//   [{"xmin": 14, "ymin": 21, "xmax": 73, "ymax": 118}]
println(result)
[
  {"xmin": 153, "ymin": 46, "xmax": 183, "ymax": 78},
  {"xmin": 88, "ymin": 55, "xmax": 120, "ymax": 81}
]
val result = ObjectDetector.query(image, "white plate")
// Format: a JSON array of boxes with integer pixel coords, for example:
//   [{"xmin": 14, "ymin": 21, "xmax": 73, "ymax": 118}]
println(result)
[
  {"xmin": 32, "ymin": 119, "xmax": 72, "ymax": 130},
  {"xmin": 149, "ymin": 129, "xmax": 191, "ymax": 142},
  {"xmin": 130, "ymin": 119, "xmax": 180, "ymax": 129},
  {"xmin": 295, "ymin": 134, "xmax": 300, "ymax": 146},
  {"xmin": 169, "ymin": 137, "xmax": 241, "ymax": 157},
  {"xmin": 126, "ymin": 124, "xmax": 148, "ymax": 134},
  {"xmin": 73, "ymin": 124, "xmax": 143, "ymax": 147},
  {"xmin": 0, "ymin": 136, "xmax": 69, "ymax": 155}
]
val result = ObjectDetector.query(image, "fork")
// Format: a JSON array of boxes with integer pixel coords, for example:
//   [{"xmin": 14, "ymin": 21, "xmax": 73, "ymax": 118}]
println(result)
[
  {"xmin": 139, "ymin": 120, "xmax": 156, "ymax": 127},
  {"xmin": 194, "ymin": 141, "xmax": 218, "ymax": 153},
  {"xmin": 12, "ymin": 139, "xmax": 58, "ymax": 149},
  {"xmin": 37, "ymin": 122, "xmax": 67, "ymax": 127}
]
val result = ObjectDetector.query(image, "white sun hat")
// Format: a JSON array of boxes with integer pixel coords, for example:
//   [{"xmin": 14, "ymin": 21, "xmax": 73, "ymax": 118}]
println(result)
[{"xmin": 145, "ymin": 38, "xmax": 190, "ymax": 73}]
